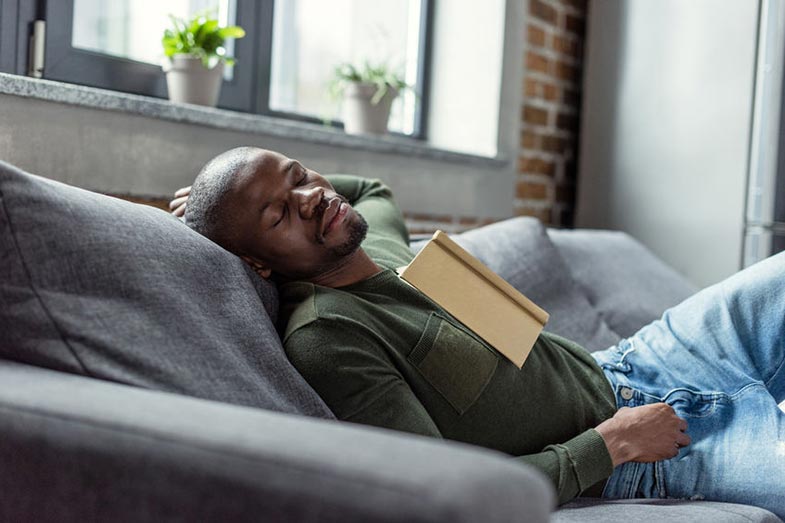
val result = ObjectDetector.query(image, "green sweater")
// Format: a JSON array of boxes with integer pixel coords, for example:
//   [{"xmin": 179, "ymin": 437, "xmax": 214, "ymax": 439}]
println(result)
[{"xmin": 279, "ymin": 175, "xmax": 618, "ymax": 504}]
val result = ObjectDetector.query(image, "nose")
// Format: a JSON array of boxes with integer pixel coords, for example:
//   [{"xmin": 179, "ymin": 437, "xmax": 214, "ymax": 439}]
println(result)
[{"xmin": 294, "ymin": 186, "xmax": 325, "ymax": 219}]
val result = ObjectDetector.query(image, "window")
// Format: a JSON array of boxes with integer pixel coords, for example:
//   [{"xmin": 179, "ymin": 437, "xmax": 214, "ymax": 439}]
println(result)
[
  {"xmin": 269, "ymin": 0, "xmax": 426, "ymax": 135},
  {"xmin": 71, "ymin": 0, "xmax": 237, "ymax": 73},
  {"xmin": 13, "ymin": 0, "xmax": 431, "ymax": 137}
]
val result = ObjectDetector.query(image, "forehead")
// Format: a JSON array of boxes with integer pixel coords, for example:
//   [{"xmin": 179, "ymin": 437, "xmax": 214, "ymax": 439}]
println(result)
[
  {"xmin": 234, "ymin": 150, "xmax": 291, "ymax": 190},
  {"xmin": 229, "ymin": 150, "xmax": 298, "ymax": 213},
  {"xmin": 249, "ymin": 149, "xmax": 291, "ymax": 176}
]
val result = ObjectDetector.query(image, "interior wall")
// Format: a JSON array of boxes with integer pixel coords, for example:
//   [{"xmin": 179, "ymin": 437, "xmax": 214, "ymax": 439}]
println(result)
[{"xmin": 577, "ymin": 0, "xmax": 759, "ymax": 287}]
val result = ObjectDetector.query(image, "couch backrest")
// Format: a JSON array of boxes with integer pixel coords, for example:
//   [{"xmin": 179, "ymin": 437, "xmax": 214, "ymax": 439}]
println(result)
[
  {"xmin": 411, "ymin": 218, "xmax": 624, "ymax": 352},
  {"xmin": 0, "ymin": 161, "xmax": 332, "ymax": 417},
  {"xmin": 549, "ymin": 228, "xmax": 698, "ymax": 338}
]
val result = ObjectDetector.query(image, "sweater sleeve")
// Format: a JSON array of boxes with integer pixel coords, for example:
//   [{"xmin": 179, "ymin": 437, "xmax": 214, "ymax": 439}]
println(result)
[
  {"xmin": 286, "ymin": 317, "xmax": 614, "ymax": 504},
  {"xmin": 517, "ymin": 429, "xmax": 614, "ymax": 504}
]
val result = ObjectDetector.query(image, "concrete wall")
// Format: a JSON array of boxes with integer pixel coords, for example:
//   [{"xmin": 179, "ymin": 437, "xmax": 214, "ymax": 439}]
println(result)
[
  {"xmin": 0, "ymin": 0, "xmax": 522, "ymax": 224},
  {"xmin": 577, "ymin": 0, "xmax": 759, "ymax": 287},
  {"xmin": 0, "ymin": 93, "xmax": 509, "ymax": 220}
]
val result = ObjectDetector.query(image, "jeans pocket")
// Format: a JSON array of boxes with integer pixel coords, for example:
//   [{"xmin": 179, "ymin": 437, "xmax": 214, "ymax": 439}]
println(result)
[
  {"xmin": 662, "ymin": 388, "xmax": 728, "ymax": 418},
  {"xmin": 408, "ymin": 312, "xmax": 498, "ymax": 415}
]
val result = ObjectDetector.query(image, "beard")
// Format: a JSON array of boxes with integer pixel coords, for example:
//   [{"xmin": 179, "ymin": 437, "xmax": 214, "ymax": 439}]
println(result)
[{"xmin": 330, "ymin": 211, "xmax": 368, "ymax": 258}]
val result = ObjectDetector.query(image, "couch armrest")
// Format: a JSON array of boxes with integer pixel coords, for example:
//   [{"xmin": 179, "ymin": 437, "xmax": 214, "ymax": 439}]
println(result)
[{"xmin": 0, "ymin": 360, "xmax": 554, "ymax": 523}]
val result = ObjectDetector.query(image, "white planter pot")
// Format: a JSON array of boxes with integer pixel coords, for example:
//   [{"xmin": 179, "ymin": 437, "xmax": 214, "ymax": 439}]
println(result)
[
  {"xmin": 162, "ymin": 55, "xmax": 224, "ymax": 107},
  {"xmin": 342, "ymin": 82, "xmax": 398, "ymax": 135}
]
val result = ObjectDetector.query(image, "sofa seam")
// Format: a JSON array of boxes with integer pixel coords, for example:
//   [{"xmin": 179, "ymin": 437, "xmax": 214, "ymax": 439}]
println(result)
[{"xmin": 0, "ymin": 182, "xmax": 92, "ymax": 377}]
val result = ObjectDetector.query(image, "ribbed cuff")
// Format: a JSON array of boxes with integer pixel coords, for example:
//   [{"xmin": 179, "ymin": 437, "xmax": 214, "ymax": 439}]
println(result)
[{"xmin": 549, "ymin": 429, "xmax": 614, "ymax": 493}]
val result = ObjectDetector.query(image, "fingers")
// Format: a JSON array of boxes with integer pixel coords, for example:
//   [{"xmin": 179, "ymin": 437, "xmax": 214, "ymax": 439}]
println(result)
[
  {"xmin": 174, "ymin": 186, "xmax": 191, "ymax": 198},
  {"xmin": 172, "ymin": 203, "xmax": 186, "ymax": 217},
  {"xmin": 660, "ymin": 404, "xmax": 690, "ymax": 457},
  {"xmin": 678, "ymin": 418, "xmax": 688, "ymax": 432},
  {"xmin": 653, "ymin": 403, "xmax": 688, "ymax": 431},
  {"xmin": 170, "ymin": 186, "xmax": 191, "ymax": 217},
  {"xmin": 676, "ymin": 432, "xmax": 691, "ymax": 448},
  {"xmin": 169, "ymin": 195, "xmax": 188, "ymax": 211}
]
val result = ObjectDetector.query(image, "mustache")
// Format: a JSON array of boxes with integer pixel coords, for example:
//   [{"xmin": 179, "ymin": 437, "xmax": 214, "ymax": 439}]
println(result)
[
  {"xmin": 314, "ymin": 195, "xmax": 349, "ymax": 244},
  {"xmin": 314, "ymin": 196, "xmax": 329, "ymax": 221}
]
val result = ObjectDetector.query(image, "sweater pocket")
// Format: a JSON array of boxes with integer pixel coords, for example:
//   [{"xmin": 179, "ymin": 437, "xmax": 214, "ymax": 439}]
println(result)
[{"xmin": 408, "ymin": 312, "xmax": 498, "ymax": 415}]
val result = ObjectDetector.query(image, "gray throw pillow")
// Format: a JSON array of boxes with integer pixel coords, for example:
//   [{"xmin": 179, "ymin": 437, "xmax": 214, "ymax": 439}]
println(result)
[
  {"xmin": 0, "ymin": 160, "xmax": 332, "ymax": 418},
  {"xmin": 548, "ymin": 228, "xmax": 699, "ymax": 338},
  {"xmin": 411, "ymin": 218, "xmax": 622, "ymax": 352}
]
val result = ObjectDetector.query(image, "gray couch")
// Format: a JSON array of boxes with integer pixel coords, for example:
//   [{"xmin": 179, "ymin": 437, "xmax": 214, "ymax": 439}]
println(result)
[{"xmin": 0, "ymin": 161, "xmax": 780, "ymax": 523}]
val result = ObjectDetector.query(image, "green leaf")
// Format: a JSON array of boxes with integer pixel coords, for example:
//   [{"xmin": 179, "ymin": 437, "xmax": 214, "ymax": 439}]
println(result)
[
  {"xmin": 328, "ymin": 59, "xmax": 409, "ymax": 102},
  {"xmin": 201, "ymin": 32, "xmax": 222, "ymax": 54},
  {"xmin": 161, "ymin": 11, "xmax": 245, "ymax": 68},
  {"xmin": 370, "ymin": 82, "xmax": 388, "ymax": 105},
  {"xmin": 168, "ymin": 14, "xmax": 187, "ymax": 40},
  {"xmin": 217, "ymin": 26, "xmax": 246, "ymax": 38},
  {"xmin": 196, "ymin": 19, "xmax": 219, "ymax": 46}
]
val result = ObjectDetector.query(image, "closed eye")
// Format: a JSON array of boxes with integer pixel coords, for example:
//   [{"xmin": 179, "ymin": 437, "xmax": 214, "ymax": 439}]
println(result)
[
  {"xmin": 274, "ymin": 205, "xmax": 286, "ymax": 227},
  {"xmin": 297, "ymin": 170, "xmax": 308, "ymax": 186}
]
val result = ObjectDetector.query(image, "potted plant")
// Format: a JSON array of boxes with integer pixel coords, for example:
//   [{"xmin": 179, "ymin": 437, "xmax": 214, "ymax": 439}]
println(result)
[
  {"xmin": 329, "ymin": 62, "xmax": 409, "ymax": 135},
  {"xmin": 161, "ymin": 12, "xmax": 245, "ymax": 107}
]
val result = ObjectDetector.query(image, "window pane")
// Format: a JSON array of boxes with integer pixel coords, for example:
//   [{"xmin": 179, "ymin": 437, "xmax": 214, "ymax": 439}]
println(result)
[
  {"xmin": 72, "ymin": 0, "xmax": 237, "ymax": 76},
  {"xmin": 269, "ymin": 0, "xmax": 423, "ymax": 135}
]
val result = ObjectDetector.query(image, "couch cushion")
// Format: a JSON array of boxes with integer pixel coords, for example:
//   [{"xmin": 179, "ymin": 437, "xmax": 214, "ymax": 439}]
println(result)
[
  {"xmin": 412, "ymin": 218, "xmax": 622, "ymax": 351},
  {"xmin": 548, "ymin": 229, "xmax": 699, "ymax": 339},
  {"xmin": 555, "ymin": 498, "xmax": 782, "ymax": 523},
  {"xmin": 0, "ymin": 360, "xmax": 554, "ymax": 523},
  {"xmin": 0, "ymin": 160, "xmax": 331, "ymax": 417}
]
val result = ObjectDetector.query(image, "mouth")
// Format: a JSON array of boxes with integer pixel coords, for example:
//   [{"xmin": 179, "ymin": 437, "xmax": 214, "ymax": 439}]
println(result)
[{"xmin": 321, "ymin": 198, "xmax": 349, "ymax": 237}]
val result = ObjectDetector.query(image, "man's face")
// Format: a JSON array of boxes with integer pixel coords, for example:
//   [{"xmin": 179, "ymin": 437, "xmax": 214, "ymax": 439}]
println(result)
[{"xmin": 227, "ymin": 149, "xmax": 368, "ymax": 281}]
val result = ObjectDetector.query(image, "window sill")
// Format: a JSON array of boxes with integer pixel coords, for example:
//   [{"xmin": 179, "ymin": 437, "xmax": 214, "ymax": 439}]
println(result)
[{"xmin": 0, "ymin": 73, "xmax": 506, "ymax": 168}]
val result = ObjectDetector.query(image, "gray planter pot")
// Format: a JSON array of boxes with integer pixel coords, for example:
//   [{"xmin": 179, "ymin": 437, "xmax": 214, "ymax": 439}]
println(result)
[
  {"xmin": 162, "ymin": 55, "xmax": 224, "ymax": 107},
  {"xmin": 342, "ymin": 82, "xmax": 398, "ymax": 135}
]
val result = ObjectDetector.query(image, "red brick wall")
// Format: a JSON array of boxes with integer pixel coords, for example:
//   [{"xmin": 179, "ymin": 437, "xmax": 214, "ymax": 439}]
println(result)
[{"xmin": 519, "ymin": 0, "xmax": 587, "ymax": 226}]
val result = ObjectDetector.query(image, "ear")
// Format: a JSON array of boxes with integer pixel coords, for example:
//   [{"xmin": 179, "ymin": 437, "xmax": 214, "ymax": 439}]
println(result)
[{"xmin": 240, "ymin": 255, "xmax": 272, "ymax": 279}]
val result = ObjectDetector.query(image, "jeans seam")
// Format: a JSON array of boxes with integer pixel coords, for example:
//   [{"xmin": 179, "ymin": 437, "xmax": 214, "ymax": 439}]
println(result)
[
  {"xmin": 623, "ymin": 462, "xmax": 639, "ymax": 498},
  {"xmin": 730, "ymin": 381, "xmax": 766, "ymax": 400},
  {"xmin": 719, "ymin": 279, "xmax": 783, "ymax": 390},
  {"xmin": 764, "ymin": 350, "xmax": 785, "ymax": 391},
  {"xmin": 656, "ymin": 461, "xmax": 667, "ymax": 498}
]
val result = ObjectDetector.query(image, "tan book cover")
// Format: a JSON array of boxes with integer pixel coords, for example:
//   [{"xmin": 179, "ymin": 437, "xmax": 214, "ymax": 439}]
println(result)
[{"xmin": 399, "ymin": 230, "xmax": 549, "ymax": 368}]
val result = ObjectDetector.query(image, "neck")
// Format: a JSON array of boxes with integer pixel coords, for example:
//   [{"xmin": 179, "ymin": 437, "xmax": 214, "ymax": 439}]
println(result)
[{"xmin": 307, "ymin": 248, "xmax": 383, "ymax": 288}]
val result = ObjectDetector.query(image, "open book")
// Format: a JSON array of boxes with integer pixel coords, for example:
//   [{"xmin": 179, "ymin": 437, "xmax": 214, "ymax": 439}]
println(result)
[{"xmin": 398, "ymin": 231, "xmax": 549, "ymax": 369}]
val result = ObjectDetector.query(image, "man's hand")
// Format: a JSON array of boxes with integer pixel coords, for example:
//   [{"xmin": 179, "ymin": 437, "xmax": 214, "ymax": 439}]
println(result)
[
  {"xmin": 169, "ymin": 186, "xmax": 191, "ymax": 217},
  {"xmin": 595, "ymin": 403, "xmax": 690, "ymax": 466}
]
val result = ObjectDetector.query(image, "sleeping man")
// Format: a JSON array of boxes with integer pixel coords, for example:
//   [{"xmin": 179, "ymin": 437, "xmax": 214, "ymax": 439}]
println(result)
[{"xmin": 170, "ymin": 146, "xmax": 785, "ymax": 517}]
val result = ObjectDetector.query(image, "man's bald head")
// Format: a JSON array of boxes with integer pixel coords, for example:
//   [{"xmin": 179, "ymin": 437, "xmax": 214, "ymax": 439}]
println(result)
[
  {"xmin": 185, "ymin": 146, "xmax": 368, "ymax": 282},
  {"xmin": 185, "ymin": 146, "xmax": 261, "ymax": 249}
]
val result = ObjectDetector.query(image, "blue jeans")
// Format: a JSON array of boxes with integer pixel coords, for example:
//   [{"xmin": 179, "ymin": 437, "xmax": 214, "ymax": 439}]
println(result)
[{"xmin": 591, "ymin": 251, "xmax": 785, "ymax": 519}]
